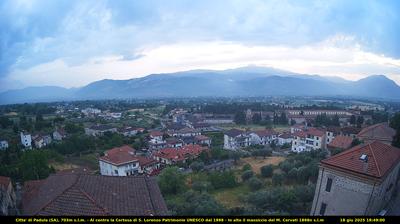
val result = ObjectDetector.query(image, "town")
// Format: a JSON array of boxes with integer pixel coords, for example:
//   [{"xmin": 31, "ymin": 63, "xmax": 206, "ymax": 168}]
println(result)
[{"xmin": 1, "ymin": 96, "xmax": 399, "ymax": 216}]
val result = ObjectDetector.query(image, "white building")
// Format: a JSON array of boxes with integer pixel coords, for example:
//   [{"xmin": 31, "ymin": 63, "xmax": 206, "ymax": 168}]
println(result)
[
  {"xmin": 53, "ymin": 129, "xmax": 66, "ymax": 141},
  {"xmin": 249, "ymin": 129, "xmax": 278, "ymax": 145},
  {"xmin": 291, "ymin": 128, "xmax": 326, "ymax": 153},
  {"xmin": 99, "ymin": 145, "xmax": 140, "ymax": 176},
  {"xmin": 277, "ymin": 133, "xmax": 293, "ymax": 146},
  {"xmin": 0, "ymin": 140, "xmax": 8, "ymax": 150},
  {"xmin": 20, "ymin": 132, "xmax": 32, "ymax": 148},
  {"xmin": 85, "ymin": 125, "xmax": 117, "ymax": 137},
  {"xmin": 81, "ymin": 108, "xmax": 101, "ymax": 116},
  {"xmin": 223, "ymin": 129, "xmax": 251, "ymax": 150}
]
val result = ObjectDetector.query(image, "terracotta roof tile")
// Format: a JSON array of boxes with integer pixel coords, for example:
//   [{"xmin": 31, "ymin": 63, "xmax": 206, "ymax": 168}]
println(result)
[
  {"xmin": 357, "ymin": 123, "xmax": 395, "ymax": 142},
  {"xmin": 328, "ymin": 136, "xmax": 353, "ymax": 149},
  {"xmin": 100, "ymin": 145, "xmax": 138, "ymax": 165},
  {"xmin": 22, "ymin": 174, "xmax": 168, "ymax": 216},
  {"xmin": 321, "ymin": 141, "xmax": 400, "ymax": 179}
]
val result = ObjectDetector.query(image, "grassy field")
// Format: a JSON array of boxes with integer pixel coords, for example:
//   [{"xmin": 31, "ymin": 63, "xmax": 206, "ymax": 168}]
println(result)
[
  {"xmin": 236, "ymin": 156, "xmax": 286, "ymax": 174},
  {"xmin": 212, "ymin": 184, "xmax": 250, "ymax": 208}
]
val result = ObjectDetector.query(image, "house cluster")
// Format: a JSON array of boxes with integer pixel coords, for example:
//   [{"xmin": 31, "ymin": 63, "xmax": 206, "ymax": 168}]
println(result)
[
  {"xmin": 84, "ymin": 124, "xmax": 144, "ymax": 137},
  {"xmin": 99, "ymin": 144, "xmax": 208, "ymax": 177},
  {"xmin": 223, "ymin": 128, "xmax": 290, "ymax": 150},
  {"xmin": 0, "ymin": 140, "xmax": 9, "ymax": 150},
  {"xmin": 18, "ymin": 128, "xmax": 67, "ymax": 149},
  {"xmin": 148, "ymin": 127, "xmax": 212, "ymax": 151}
]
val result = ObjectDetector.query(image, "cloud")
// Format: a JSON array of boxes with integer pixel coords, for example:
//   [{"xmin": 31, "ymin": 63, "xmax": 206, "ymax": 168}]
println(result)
[
  {"xmin": 0, "ymin": 0, "xmax": 399, "ymax": 90},
  {"xmin": 6, "ymin": 36, "xmax": 400, "ymax": 89}
]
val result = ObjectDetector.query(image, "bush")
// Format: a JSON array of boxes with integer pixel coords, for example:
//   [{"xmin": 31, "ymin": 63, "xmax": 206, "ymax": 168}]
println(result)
[
  {"xmin": 158, "ymin": 167, "xmax": 186, "ymax": 195},
  {"xmin": 192, "ymin": 181, "xmax": 213, "ymax": 192},
  {"xmin": 190, "ymin": 161, "xmax": 205, "ymax": 172},
  {"xmin": 241, "ymin": 170, "xmax": 254, "ymax": 182},
  {"xmin": 248, "ymin": 177, "xmax": 263, "ymax": 190},
  {"xmin": 208, "ymin": 171, "xmax": 237, "ymax": 189},
  {"xmin": 260, "ymin": 165, "xmax": 273, "ymax": 178},
  {"xmin": 272, "ymin": 173, "xmax": 285, "ymax": 186},
  {"xmin": 242, "ymin": 163, "xmax": 252, "ymax": 171}
]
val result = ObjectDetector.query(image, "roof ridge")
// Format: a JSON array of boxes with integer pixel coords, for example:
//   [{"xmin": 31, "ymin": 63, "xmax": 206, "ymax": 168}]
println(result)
[
  {"xmin": 143, "ymin": 177, "xmax": 156, "ymax": 216},
  {"xmin": 34, "ymin": 174, "xmax": 80, "ymax": 215},
  {"xmin": 368, "ymin": 142, "xmax": 382, "ymax": 176},
  {"xmin": 78, "ymin": 187, "xmax": 109, "ymax": 215}
]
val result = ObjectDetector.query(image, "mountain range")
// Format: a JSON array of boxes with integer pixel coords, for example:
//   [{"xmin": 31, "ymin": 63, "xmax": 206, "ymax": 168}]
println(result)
[{"xmin": 1, "ymin": 66, "xmax": 400, "ymax": 105}]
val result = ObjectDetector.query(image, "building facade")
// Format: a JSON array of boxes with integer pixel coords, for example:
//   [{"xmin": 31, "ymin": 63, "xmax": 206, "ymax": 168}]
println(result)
[{"xmin": 310, "ymin": 141, "xmax": 400, "ymax": 216}]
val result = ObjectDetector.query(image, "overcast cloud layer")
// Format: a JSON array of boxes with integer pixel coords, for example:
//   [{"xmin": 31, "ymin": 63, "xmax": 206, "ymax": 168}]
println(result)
[{"xmin": 1, "ymin": 0, "xmax": 399, "ymax": 90}]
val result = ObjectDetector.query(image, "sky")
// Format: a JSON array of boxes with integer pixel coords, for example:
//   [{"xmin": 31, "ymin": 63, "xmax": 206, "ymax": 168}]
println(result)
[{"xmin": 1, "ymin": 0, "xmax": 400, "ymax": 91}]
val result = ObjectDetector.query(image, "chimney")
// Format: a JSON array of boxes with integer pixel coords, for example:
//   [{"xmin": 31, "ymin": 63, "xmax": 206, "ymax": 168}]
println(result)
[{"xmin": 360, "ymin": 154, "xmax": 368, "ymax": 173}]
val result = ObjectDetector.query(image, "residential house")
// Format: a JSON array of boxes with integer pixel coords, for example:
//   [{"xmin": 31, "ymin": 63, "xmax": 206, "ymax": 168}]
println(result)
[
  {"xmin": 0, "ymin": 176, "xmax": 17, "ymax": 215},
  {"xmin": 153, "ymin": 145, "xmax": 206, "ymax": 165},
  {"xmin": 136, "ymin": 157, "xmax": 161, "ymax": 176},
  {"xmin": 43, "ymin": 135, "xmax": 52, "ymax": 145},
  {"xmin": 341, "ymin": 126, "xmax": 361, "ymax": 138},
  {"xmin": 81, "ymin": 108, "xmax": 101, "ymax": 117},
  {"xmin": 194, "ymin": 135, "xmax": 212, "ymax": 146},
  {"xmin": 84, "ymin": 125, "xmax": 117, "ymax": 137},
  {"xmin": 327, "ymin": 135, "xmax": 354, "ymax": 152},
  {"xmin": 310, "ymin": 141, "xmax": 400, "ymax": 216},
  {"xmin": 0, "ymin": 140, "xmax": 8, "ymax": 150},
  {"xmin": 52, "ymin": 129, "xmax": 66, "ymax": 141},
  {"xmin": 291, "ymin": 128, "xmax": 326, "ymax": 153},
  {"xmin": 250, "ymin": 129, "xmax": 278, "ymax": 145},
  {"xmin": 357, "ymin": 123, "xmax": 396, "ymax": 145},
  {"xmin": 99, "ymin": 145, "xmax": 140, "ymax": 176},
  {"xmin": 277, "ymin": 132, "xmax": 293, "ymax": 146},
  {"xmin": 22, "ymin": 174, "xmax": 168, "ymax": 216},
  {"xmin": 171, "ymin": 127, "xmax": 201, "ymax": 138},
  {"xmin": 203, "ymin": 159, "xmax": 234, "ymax": 172},
  {"xmin": 149, "ymin": 131, "xmax": 166, "ymax": 150},
  {"xmin": 223, "ymin": 129, "xmax": 251, "ymax": 150},
  {"xmin": 32, "ymin": 135, "xmax": 45, "ymax": 149},
  {"xmin": 118, "ymin": 126, "xmax": 138, "ymax": 137},
  {"xmin": 20, "ymin": 132, "xmax": 32, "ymax": 148},
  {"xmin": 165, "ymin": 138, "xmax": 183, "ymax": 148}
]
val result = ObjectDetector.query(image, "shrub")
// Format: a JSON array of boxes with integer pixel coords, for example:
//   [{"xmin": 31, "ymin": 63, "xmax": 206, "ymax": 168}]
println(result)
[
  {"xmin": 260, "ymin": 165, "xmax": 273, "ymax": 178},
  {"xmin": 241, "ymin": 170, "xmax": 254, "ymax": 182},
  {"xmin": 248, "ymin": 177, "xmax": 263, "ymax": 190}
]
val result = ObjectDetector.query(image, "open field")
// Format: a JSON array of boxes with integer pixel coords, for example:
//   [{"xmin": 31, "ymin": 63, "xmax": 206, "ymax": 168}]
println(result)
[
  {"xmin": 236, "ymin": 156, "xmax": 286, "ymax": 174},
  {"xmin": 212, "ymin": 185, "xmax": 249, "ymax": 208}
]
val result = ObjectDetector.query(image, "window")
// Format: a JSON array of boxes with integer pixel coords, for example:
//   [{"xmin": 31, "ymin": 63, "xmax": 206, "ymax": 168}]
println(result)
[
  {"xmin": 316, "ymin": 137, "xmax": 319, "ymax": 140},
  {"xmin": 316, "ymin": 142, "xmax": 319, "ymax": 146},
  {"xmin": 114, "ymin": 170, "xmax": 118, "ymax": 175},
  {"xmin": 325, "ymin": 178, "xmax": 332, "ymax": 192},
  {"xmin": 320, "ymin": 203, "xmax": 327, "ymax": 215}
]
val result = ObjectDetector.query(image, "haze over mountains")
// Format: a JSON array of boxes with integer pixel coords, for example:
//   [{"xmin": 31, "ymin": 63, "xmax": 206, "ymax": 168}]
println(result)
[{"xmin": 1, "ymin": 66, "xmax": 400, "ymax": 105}]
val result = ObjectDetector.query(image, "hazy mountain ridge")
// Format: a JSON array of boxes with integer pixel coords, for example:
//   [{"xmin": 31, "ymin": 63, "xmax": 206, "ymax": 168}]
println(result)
[{"xmin": 1, "ymin": 67, "xmax": 400, "ymax": 104}]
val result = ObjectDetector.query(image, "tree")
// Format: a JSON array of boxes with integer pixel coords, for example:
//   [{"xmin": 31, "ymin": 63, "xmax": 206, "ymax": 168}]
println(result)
[
  {"xmin": 234, "ymin": 111, "xmax": 246, "ymax": 125},
  {"xmin": 192, "ymin": 181, "xmax": 213, "ymax": 192},
  {"xmin": 351, "ymin": 138, "xmax": 362, "ymax": 147},
  {"xmin": 190, "ymin": 161, "xmax": 205, "ymax": 172},
  {"xmin": 208, "ymin": 171, "xmax": 237, "ymax": 189},
  {"xmin": 252, "ymin": 113, "xmax": 262, "ymax": 124},
  {"xmin": 349, "ymin": 115, "xmax": 356, "ymax": 125},
  {"xmin": 260, "ymin": 165, "xmax": 273, "ymax": 178},
  {"xmin": 293, "ymin": 185, "xmax": 315, "ymax": 206},
  {"xmin": 18, "ymin": 150, "xmax": 54, "ymax": 181},
  {"xmin": 242, "ymin": 163, "xmax": 252, "ymax": 171},
  {"xmin": 241, "ymin": 170, "xmax": 254, "ymax": 182},
  {"xmin": 357, "ymin": 116, "xmax": 364, "ymax": 128},
  {"xmin": 279, "ymin": 161, "xmax": 294, "ymax": 174},
  {"xmin": 248, "ymin": 177, "xmax": 263, "ymax": 190},
  {"xmin": 272, "ymin": 173, "xmax": 284, "ymax": 186},
  {"xmin": 158, "ymin": 167, "xmax": 186, "ymax": 195}
]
